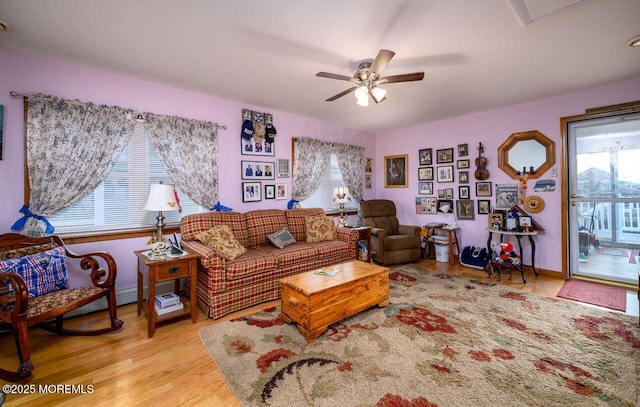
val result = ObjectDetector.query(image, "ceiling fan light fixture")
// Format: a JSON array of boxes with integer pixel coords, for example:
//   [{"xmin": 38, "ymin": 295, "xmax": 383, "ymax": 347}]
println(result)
[
  {"xmin": 355, "ymin": 86, "xmax": 369, "ymax": 106},
  {"xmin": 356, "ymin": 94, "xmax": 369, "ymax": 107},
  {"xmin": 370, "ymin": 86, "xmax": 387, "ymax": 103}
]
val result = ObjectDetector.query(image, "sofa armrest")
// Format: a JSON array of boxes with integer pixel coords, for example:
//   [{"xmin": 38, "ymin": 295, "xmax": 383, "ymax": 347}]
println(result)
[
  {"xmin": 335, "ymin": 227, "xmax": 359, "ymax": 244},
  {"xmin": 180, "ymin": 240, "xmax": 225, "ymax": 270},
  {"xmin": 398, "ymin": 225, "xmax": 421, "ymax": 237}
]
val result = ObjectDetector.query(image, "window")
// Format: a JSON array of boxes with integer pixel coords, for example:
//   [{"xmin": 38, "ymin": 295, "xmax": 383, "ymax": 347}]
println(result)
[
  {"xmin": 48, "ymin": 122, "xmax": 204, "ymax": 235},
  {"xmin": 300, "ymin": 154, "xmax": 358, "ymax": 212}
]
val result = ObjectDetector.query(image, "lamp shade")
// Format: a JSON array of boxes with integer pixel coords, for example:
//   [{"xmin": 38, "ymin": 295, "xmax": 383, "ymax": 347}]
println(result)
[
  {"xmin": 438, "ymin": 204, "xmax": 451, "ymax": 213},
  {"xmin": 143, "ymin": 184, "xmax": 179, "ymax": 212},
  {"xmin": 332, "ymin": 186, "xmax": 352, "ymax": 204}
]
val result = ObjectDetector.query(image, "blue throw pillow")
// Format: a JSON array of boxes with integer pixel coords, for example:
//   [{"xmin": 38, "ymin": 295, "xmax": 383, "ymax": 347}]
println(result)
[{"xmin": 0, "ymin": 246, "xmax": 69, "ymax": 298}]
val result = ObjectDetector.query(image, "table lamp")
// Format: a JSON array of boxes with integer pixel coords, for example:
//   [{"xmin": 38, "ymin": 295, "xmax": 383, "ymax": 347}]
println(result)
[
  {"xmin": 143, "ymin": 183, "xmax": 179, "ymax": 243},
  {"xmin": 332, "ymin": 186, "xmax": 352, "ymax": 226}
]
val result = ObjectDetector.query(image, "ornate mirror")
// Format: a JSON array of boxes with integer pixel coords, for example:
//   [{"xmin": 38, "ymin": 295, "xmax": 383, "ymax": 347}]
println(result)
[{"xmin": 497, "ymin": 130, "xmax": 555, "ymax": 179}]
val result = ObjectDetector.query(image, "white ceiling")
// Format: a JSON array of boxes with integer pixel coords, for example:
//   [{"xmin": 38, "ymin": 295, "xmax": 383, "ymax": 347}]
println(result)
[{"xmin": 1, "ymin": 0, "xmax": 639, "ymax": 133}]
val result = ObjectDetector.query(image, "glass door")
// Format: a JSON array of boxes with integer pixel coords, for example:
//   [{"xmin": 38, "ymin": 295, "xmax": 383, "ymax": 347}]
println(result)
[{"xmin": 567, "ymin": 111, "xmax": 640, "ymax": 285}]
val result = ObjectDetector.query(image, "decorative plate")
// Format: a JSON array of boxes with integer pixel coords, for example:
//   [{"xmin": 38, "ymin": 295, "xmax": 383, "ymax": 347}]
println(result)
[{"xmin": 524, "ymin": 195, "xmax": 545, "ymax": 213}]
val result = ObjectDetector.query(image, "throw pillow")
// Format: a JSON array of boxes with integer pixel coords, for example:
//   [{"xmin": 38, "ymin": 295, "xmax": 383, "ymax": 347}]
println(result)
[
  {"xmin": 305, "ymin": 216, "xmax": 336, "ymax": 243},
  {"xmin": 195, "ymin": 225, "xmax": 247, "ymax": 261},
  {"xmin": 267, "ymin": 227, "xmax": 297, "ymax": 249},
  {"xmin": 0, "ymin": 246, "xmax": 69, "ymax": 298}
]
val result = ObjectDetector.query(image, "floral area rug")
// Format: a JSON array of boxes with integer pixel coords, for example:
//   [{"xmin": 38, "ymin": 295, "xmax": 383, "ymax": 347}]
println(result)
[{"xmin": 198, "ymin": 264, "xmax": 640, "ymax": 407}]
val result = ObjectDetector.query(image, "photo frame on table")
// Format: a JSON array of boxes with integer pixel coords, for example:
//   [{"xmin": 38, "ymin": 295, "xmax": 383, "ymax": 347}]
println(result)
[
  {"xmin": 456, "ymin": 199, "xmax": 475, "ymax": 220},
  {"xmin": 457, "ymin": 159, "xmax": 470, "ymax": 169},
  {"xmin": 265, "ymin": 184, "xmax": 275, "ymax": 199},
  {"xmin": 277, "ymin": 159, "xmax": 290, "ymax": 178},
  {"xmin": 242, "ymin": 182, "xmax": 261, "ymax": 202},
  {"xmin": 478, "ymin": 199, "xmax": 491, "ymax": 215},
  {"xmin": 518, "ymin": 216, "xmax": 533, "ymax": 229},
  {"xmin": 489, "ymin": 212, "xmax": 503, "ymax": 230},
  {"xmin": 418, "ymin": 167, "xmax": 433, "ymax": 181},
  {"xmin": 436, "ymin": 148, "xmax": 454, "ymax": 164},
  {"xmin": 242, "ymin": 160, "xmax": 275, "ymax": 180},
  {"xmin": 476, "ymin": 181, "xmax": 492, "ymax": 197},
  {"xmin": 458, "ymin": 143, "xmax": 468, "ymax": 157},
  {"xmin": 459, "ymin": 171, "xmax": 469, "ymax": 184},
  {"xmin": 436, "ymin": 165, "xmax": 454, "ymax": 183},
  {"xmin": 419, "ymin": 148, "xmax": 432, "ymax": 166},
  {"xmin": 418, "ymin": 182, "xmax": 433, "ymax": 195},
  {"xmin": 275, "ymin": 183, "xmax": 288, "ymax": 200},
  {"xmin": 364, "ymin": 157, "xmax": 373, "ymax": 173},
  {"xmin": 384, "ymin": 154, "xmax": 408, "ymax": 188},
  {"xmin": 459, "ymin": 186, "xmax": 470, "ymax": 199},
  {"xmin": 505, "ymin": 217, "xmax": 518, "ymax": 231}
]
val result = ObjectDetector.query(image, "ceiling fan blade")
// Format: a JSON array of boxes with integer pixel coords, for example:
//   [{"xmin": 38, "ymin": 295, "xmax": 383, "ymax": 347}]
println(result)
[
  {"xmin": 316, "ymin": 72, "xmax": 358, "ymax": 82},
  {"xmin": 368, "ymin": 49, "xmax": 395, "ymax": 81},
  {"xmin": 325, "ymin": 86, "xmax": 359, "ymax": 102},
  {"xmin": 377, "ymin": 72, "xmax": 425, "ymax": 84}
]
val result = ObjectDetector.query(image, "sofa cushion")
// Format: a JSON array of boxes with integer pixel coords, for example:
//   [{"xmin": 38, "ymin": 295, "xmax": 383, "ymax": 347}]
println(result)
[
  {"xmin": 285, "ymin": 208, "xmax": 325, "ymax": 242},
  {"xmin": 267, "ymin": 227, "xmax": 296, "ymax": 249},
  {"xmin": 262, "ymin": 244, "xmax": 318, "ymax": 268},
  {"xmin": 225, "ymin": 250, "xmax": 278, "ymax": 280},
  {"xmin": 244, "ymin": 209, "xmax": 288, "ymax": 249},
  {"xmin": 306, "ymin": 216, "xmax": 336, "ymax": 243},
  {"xmin": 0, "ymin": 246, "xmax": 69, "ymax": 298},
  {"xmin": 195, "ymin": 225, "xmax": 247, "ymax": 261},
  {"xmin": 312, "ymin": 240, "xmax": 352, "ymax": 262},
  {"xmin": 181, "ymin": 212, "xmax": 247, "ymax": 247}
]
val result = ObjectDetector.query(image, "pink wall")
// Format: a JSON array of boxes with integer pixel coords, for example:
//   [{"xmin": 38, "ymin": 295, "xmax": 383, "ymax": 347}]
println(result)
[
  {"xmin": 376, "ymin": 77, "xmax": 640, "ymax": 273},
  {"xmin": 0, "ymin": 48, "xmax": 375, "ymax": 290}
]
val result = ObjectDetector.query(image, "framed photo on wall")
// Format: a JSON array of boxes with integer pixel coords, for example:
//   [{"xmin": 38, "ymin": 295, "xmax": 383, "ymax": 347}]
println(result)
[
  {"xmin": 418, "ymin": 181, "xmax": 433, "ymax": 195},
  {"xmin": 384, "ymin": 154, "xmax": 408, "ymax": 188},
  {"xmin": 436, "ymin": 165, "xmax": 454, "ymax": 183},
  {"xmin": 457, "ymin": 159, "xmax": 470, "ymax": 169},
  {"xmin": 242, "ymin": 182, "xmax": 261, "ymax": 202},
  {"xmin": 265, "ymin": 184, "xmax": 275, "ymax": 199},
  {"xmin": 459, "ymin": 186, "xmax": 470, "ymax": 199},
  {"xmin": 459, "ymin": 171, "xmax": 469, "ymax": 184},
  {"xmin": 275, "ymin": 183, "xmax": 288, "ymax": 200},
  {"xmin": 418, "ymin": 167, "xmax": 433, "ymax": 181},
  {"xmin": 365, "ymin": 175, "xmax": 372, "ymax": 189},
  {"xmin": 436, "ymin": 148, "xmax": 454, "ymax": 163},
  {"xmin": 364, "ymin": 157, "xmax": 373, "ymax": 173},
  {"xmin": 478, "ymin": 199, "xmax": 491, "ymax": 215},
  {"xmin": 419, "ymin": 148, "xmax": 432, "ymax": 166},
  {"xmin": 458, "ymin": 143, "xmax": 469, "ymax": 157},
  {"xmin": 277, "ymin": 159, "xmax": 290, "ymax": 178},
  {"xmin": 242, "ymin": 160, "xmax": 275, "ymax": 180},
  {"xmin": 241, "ymin": 110, "xmax": 275, "ymax": 157},
  {"xmin": 456, "ymin": 199, "xmax": 475, "ymax": 220},
  {"xmin": 476, "ymin": 181, "xmax": 492, "ymax": 197}
]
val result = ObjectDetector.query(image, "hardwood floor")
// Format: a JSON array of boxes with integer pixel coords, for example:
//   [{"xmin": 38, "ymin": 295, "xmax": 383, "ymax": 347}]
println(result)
[{"xmin": 0, "ymin": 259, "xmax": 637, "ymax": 407}]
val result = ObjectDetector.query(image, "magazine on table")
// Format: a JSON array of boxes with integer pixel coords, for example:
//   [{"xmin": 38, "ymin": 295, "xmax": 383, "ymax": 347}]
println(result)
[{"xmin": 314, "ymin": 267, "xmax": 339, "ymax": 276}]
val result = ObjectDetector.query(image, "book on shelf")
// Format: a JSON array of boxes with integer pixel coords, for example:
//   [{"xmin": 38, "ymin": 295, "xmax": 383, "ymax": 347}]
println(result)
[
  {"xmin": 155, "ymin": 301, "xmax": 184, "ymax": 315},
  {"xmin": 155, "ymin": 292, "xmax": 181, "ymax": 308},
  {"xmin": 314, "ymin": 267, "xmax": 339, "ymax": 276}
]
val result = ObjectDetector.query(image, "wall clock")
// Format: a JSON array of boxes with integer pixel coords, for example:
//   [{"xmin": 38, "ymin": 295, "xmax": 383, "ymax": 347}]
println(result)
[{"xmin": 523, "ymin": 195, "xmax": 545, "ymax": 213}]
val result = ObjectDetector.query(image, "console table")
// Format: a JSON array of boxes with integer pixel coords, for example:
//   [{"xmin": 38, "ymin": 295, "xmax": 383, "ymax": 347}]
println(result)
[
  {"xmin": 422, "ymin": 226, "xmax": 460, "ymax": 265},
  {"xmin": 486, "ymin": 228, "xmax": 538, "ymax": 283}
]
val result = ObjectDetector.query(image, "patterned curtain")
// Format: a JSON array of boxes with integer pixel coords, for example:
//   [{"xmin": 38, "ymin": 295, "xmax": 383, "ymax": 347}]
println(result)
[
  {"xmin": 291, "ymin": 138, "xmax": 333, "ymax": 201},
  {"xmin": 13, "ymin": 93, "xmax": 135, "ymax": 236},
  {"xmin": 144, "ymin": 113, "xmax": 218, "ymax": 209},
  {"xmin": 334, "ymin": 142, "xmax": 365, "ymax": 202}
]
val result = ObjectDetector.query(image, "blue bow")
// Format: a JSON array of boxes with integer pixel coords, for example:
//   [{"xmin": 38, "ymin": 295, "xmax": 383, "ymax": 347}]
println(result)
[
  {"xmin": 286, "ymin": 199, "xmax": 299, "ymax": 209},
  {"xmin": 11, "ymin": 205, "xmax": 55, "ymax": 234},
  {"xmin": 211, "ymin": 201, "xmax": 233, "ymax": 212}
]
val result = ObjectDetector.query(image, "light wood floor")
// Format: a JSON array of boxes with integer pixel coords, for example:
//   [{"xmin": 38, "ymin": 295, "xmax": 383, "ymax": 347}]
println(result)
[{"xmin": 0, "ymin": 259, "xmax": 637, "ymax": 407}]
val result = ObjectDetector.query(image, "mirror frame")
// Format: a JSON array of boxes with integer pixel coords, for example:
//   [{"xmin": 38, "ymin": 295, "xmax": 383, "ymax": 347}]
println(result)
[{"xmin": 497, "ymin": 130, "xmax": 555, "ymax": 179}]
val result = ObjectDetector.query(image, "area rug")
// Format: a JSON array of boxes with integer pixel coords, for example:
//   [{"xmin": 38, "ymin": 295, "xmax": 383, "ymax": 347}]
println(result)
[
  {"xmin": 199, "ymin": 264, "xmax": 639, "ymax": 407},
  {"xmin": 557, "ymin": 279, "xmax": 627, "ymax": 312},
  {"xmin": 596, "ymin": 247, "xmax": 629, "ymax": 257}
]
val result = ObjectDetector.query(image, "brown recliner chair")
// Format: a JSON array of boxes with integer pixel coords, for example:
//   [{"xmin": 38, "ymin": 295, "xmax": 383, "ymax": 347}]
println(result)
[{"xmin": 360, "ymin": 199, "xmax": 422, "ymax": 266}]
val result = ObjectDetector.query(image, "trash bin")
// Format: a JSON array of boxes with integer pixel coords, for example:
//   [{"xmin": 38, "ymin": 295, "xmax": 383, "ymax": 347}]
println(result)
[{"xmin": 435, "ymin": 243, "xmax": 449, "ymax": 263}]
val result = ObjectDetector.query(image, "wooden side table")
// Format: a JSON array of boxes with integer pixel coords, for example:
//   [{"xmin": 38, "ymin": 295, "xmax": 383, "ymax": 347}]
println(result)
[
  {"xmin": 135, "ymin": 250, "xmax": 199, "ymax": 338},
  {"xmin": 422, "ymin": 226, "xmax": 460, "ymax": 265},
  {"xmin": 353, "ymin": 226, "xmax": 372, "ymax": 262}
]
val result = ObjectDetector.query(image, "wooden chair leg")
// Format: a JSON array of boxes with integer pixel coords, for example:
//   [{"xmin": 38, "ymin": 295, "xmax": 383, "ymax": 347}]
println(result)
[{"xmin": 10, "ymin": 318, "xmax": 33, "ymax": 380}]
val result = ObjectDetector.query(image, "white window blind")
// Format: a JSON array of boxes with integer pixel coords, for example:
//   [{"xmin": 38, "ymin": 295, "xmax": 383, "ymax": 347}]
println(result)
[
  {"xmin": 48, "ymin": 121, "xmax": 204, "ymax": 235},
  {"xmin": 300, "ymin": 153, "xmax": 358, "ymax": 212}
]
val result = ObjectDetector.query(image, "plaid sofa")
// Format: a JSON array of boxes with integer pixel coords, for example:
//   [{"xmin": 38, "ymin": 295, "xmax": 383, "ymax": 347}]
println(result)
[{"xmin": 179, "ymin": 208, "xmax": 359, "ymax": 319}]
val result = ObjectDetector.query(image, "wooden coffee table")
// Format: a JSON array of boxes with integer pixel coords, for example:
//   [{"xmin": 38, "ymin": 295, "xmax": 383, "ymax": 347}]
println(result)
[{"xmin": 279, "ymin": 260, "xmax": 389, "ymax": 342}]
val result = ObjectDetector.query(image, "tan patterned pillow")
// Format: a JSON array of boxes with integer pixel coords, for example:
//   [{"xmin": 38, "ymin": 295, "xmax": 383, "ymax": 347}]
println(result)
[
  {"xmin": 195, "ymin": 225, "xmax": 247, "ymax": 261},
  {"xmin": 305, "ymin": 216, "xmax": 336, "ymax": 243}
]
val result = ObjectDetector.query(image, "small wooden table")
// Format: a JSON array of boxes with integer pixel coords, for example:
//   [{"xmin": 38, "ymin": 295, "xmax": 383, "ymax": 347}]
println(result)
[
  {"xmin": 279, "ymin": 261, "xmax": 389, "ymax": 342},
  {"xmin": 135, "ymin": 250, "xmax": 199, "ymax": 338},
  {"xmin": 422, "ymin": 225, "xmax": 460, "ymax": 265}
]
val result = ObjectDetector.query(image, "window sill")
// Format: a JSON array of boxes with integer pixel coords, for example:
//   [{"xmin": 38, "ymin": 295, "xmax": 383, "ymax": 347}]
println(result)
[{"xmin": 60, "ymin": 226, "xmax": 181, "ymax": 245}]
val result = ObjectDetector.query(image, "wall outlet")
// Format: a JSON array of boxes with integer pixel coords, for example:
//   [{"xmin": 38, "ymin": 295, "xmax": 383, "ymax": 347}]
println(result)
[{"xmin": 551, "ymin": 167, "xmax": 557, "ymax": 177}]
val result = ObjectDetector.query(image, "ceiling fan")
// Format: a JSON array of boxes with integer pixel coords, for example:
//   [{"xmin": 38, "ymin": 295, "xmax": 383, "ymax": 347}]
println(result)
[{"xmin": 316, "ymin": 49, "xmax": 424, "ymax": 106}]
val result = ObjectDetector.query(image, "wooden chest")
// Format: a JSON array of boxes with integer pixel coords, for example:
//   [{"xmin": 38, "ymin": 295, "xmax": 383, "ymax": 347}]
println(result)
[{"xmin": 279, "ymin": 261, "xmax": 389, "ymax": 342}]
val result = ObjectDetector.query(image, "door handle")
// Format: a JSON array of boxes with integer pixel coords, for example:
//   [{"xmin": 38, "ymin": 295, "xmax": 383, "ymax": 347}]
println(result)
[{"xmin": 570, "ymin": 193, "xmax": 584, "ymax": 199}]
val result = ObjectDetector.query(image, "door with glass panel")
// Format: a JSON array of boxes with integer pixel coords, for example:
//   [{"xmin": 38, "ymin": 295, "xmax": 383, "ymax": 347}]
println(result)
[{"xmin": 566, "ymin": 111, "xmax": 640, "ymax": 285}]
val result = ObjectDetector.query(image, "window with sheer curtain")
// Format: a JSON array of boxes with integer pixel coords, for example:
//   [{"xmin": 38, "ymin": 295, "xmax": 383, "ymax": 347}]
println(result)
[
  {"xmin": 300, "ymin": 154, "xmax": 358, "ymax": 212},
  {"xmin": 48, "ymin": 122, "xmax": 204, "ymax": 234}
]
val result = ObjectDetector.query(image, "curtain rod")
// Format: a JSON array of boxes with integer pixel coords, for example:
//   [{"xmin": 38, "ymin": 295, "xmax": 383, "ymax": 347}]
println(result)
[{"xmin": 10, "ymin": 91, "xmax": 227, "ymax": 129}]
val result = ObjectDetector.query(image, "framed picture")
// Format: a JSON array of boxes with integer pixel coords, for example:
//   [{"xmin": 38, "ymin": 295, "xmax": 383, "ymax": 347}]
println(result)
[
  {"xmin": 277, "ymin": 159, "xmax": 290, "ymax": 178},
  {"xmin": 436, "ymin": 165, "xmax": 454, "ymax": 183},
  {"xmin": 418, "ymin": 181, "xmax": 433, "ymax": 195},
  {"xmin": 459, "ymin": 171, "xmax": 469, "ymax": 184},
  {"xmin": 418, "ymin": 167, "xmax": 433, "ymax": 181},
  {"xmin": 478, "ymin": 199, "xmax": 491, "ymax": 215},
  {"xmin": 242, "ymin": 160, "xmax": 275, "ymax": 180},
  {"xmin": 505, "ymin": 217, "xmax": 518, "ymax": 231},
  {"xmin": 495, "ymin": 184, "xmax": 518, "ymax": 209},
  {"xmin": 457, "ymin": 159, "xmax": 470, "ymax": 169},
  {"xmin": 415, "ymin": 197, "xmax": 437, "ymax": 214},
  {"xmin": 436, "ymin": 148, "xmax": 454, "ymax": 163},
  {"xmin": 438, "ymin": 189, "xmax": 445, "ymax": 199},
  {"xmin": 458, "ymin": 143, "xmax": 469, "ymax": 157},
  {"xmin": 476, "ymin": 181, "xmax": 492, "ymax": 197},
  {"xmin": 275, "ymin": 183, "xmax": 288, "ymax": 200},
  {"xmin": 459, "ymin": 186, "xmax": 470, "ymax": 199},
  {"xmin": 265, "ymin": 184, "xmax": 275, "ymax": 199},
  {"xmin": 241, "ymin": 110, "xmax": 275, "ymax": 157},
  {"xmin": 364, "ymin": 157, "xmax": 373, "ymax": 173},
  {"xmin": 518, "ymin": 216, "xmax": 533, "ymax": 231},
  {"xmin": 437, "ymin": 199, "xmax": 453, "ymax": 214},
  {"xmin": 365, "ymin": 175, "xmax": 372, "ymax": 189},
  {"xmin": 242, "ymin": 182, "xmax": 261, "ymax": 202},
  {"xmin": 445, "ymin": 188, "xmax": 454, "ymax": 199},
  {"xmin": 456, "ymin": 199, "xmax": 475, "ymax": 220},
  {"xmin": 489, "ymin": 212, "xmax": 503, "ymax": 230},
  {"xmin": 384, "ymin": 154, "xmax": 408, "ymax": 188},
  {"xmin": 419, "ymin": 148, "xmax": 432, "ymax": 166}
]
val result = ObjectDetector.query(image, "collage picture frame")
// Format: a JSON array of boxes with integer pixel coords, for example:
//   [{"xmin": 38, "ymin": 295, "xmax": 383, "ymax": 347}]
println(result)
[{"xmin": 241, "ymin": 160, "xmax": 275, "ymax": 180}]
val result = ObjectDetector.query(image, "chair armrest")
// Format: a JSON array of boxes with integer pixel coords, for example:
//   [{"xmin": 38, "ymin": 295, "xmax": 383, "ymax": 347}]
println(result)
[
  {"xmin": 398, "ymin": 225, "xmax": 421, "ymax": 237},
  {"xmin": 0, "ymin": 272, "xmax": 29, "ymax": 321},
  {"xmin": 370, "ymin": 228, "xmax": 387, "ymax": 240},
  {"xmin": 64, "ymin": 248, "xmax": 117, "ymax": 289}
]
